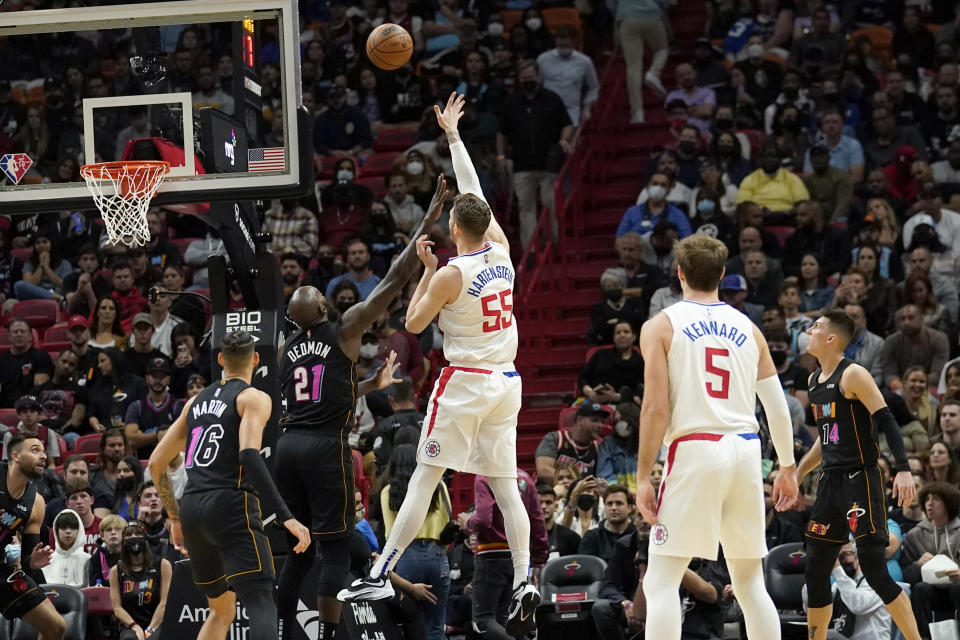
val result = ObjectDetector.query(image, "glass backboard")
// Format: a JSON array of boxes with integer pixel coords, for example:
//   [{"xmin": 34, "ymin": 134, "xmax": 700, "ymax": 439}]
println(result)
[{"xmin": 0, "ymin": 0, "xmax": 309, "ymax": 213}]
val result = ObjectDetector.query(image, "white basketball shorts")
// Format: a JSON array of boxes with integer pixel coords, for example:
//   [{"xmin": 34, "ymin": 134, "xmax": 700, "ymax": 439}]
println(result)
[
  {"xmin": 650, "ymin": 431, "xmax": 766, "ymax": 560},
  {"xmin": 416, "ymin": 364, "xmax": 521, "ymax": 478}
]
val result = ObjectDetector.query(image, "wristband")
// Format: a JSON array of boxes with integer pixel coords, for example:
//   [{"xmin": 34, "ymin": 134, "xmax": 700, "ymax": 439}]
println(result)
[{"xmin": 146, "ymin": 626, "xmax": 155, "ymax": 635}]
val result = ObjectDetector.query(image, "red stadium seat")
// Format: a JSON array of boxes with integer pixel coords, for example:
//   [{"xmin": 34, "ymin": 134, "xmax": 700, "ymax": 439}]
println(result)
[
  {"xmin": 360, "ymin": 152, "xmax": 400, "ymax": 178},
  {"xmin": 10, "ymin": 248, "xmax": 31, "ymax": 264},
  {"xmin": 373, "ymin": 127, "xmax": 417, "ymax": 153},
  {"xmin": 170, "ymin": 237, "xmax": 194, "ymax": 257},
  {"xmin": 10, "ymin": 299, "xmax": 60, "ymax": 331},
  {"xmin": 74, "ymin": 434, "xmax": 102, "ymax": 456},
  {"xmin": 0, "ymin": 409, "xmax": 18, "ymax": 427},
  {"xmin": 41, "ymin": 340, "xmax": 72, "ymax": 354},
  {"xmin": 766, "ymin": 225, "xmax": 796, "ymax": 246},
  {"xmin": 44, "ymin": 325, "xmax": 71, "ymax": 342},
  {"xmin": 353, "ymin": 176, "xmax": 387, "ymax": 198}
]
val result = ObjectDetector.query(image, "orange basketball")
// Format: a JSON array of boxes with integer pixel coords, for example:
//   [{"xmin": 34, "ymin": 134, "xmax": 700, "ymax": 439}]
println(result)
[{"xmin": 366, "ymin": 23, "xmax": 413, "ymax": 71}]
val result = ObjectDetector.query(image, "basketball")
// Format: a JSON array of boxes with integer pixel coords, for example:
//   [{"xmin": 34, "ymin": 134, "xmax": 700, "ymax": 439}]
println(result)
[{"xmin": 366, "ymin": 23, "xmax": 413, "ymax": 71}]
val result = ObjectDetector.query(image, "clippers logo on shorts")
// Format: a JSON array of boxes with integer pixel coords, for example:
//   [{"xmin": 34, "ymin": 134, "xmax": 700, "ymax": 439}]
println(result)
[
  {"xmin": 808, "ymin": 520, "xmax": 830, "ymax": 536},
  {"xmin": 651, "ymin": 524, "xmax": 668, "ymax": 545},
  {"xmin": 423, "ymin": 440, "xmax": 441, "ymax": 458},
  {"xmin": 846, "ymin": 503, "xmax": 865, "ymax": 533}
]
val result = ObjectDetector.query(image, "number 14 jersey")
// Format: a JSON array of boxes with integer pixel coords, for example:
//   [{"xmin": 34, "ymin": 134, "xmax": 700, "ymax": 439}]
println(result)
[
  {"xmin": 660, "ymin": 301, "xmax": 761, "ymax": 444},
  {"xmin": 440, "ymin": 241, "xmax": 517, "ymax": 366},
  {"xmin": 808, "ymin": 358, "xmax": 878, "ymax": 471}
]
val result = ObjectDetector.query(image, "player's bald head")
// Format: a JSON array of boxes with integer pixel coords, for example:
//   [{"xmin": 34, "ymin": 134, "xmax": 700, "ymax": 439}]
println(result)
[{"xmin": 288, "ymin": 286, "xmax": 327, "ymax": 328}]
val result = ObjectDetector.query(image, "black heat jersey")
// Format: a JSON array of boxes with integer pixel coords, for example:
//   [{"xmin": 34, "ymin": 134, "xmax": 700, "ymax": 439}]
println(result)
[
  {"xmin": 182, "ymin": 378, "xmax": 251, "ymax": 495},
  {"xmin": 280, "ymin": 321, "xmax": 358, "ymax": 435},
  {"xmin": 118, "ymin": 557, "xmax": 162, "ymax": 628},
  {"xmin": 0, "ymin": 462, "xmax": 36, "ymax": 552},
  {"xmin": 809, "ymin": 358, "xmax": 878, "ymax": 471}
]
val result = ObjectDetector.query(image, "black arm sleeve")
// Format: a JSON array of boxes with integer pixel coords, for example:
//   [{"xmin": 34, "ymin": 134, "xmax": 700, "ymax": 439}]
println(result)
[
  {"xmin": 22, "ymin": 532, "xmax": 48, "ymax": 584},
  {"xmin": 239, "ymin": 448, "xmax": 294, "ymax": 524},
  {"xmin": 873, "ymin": 407, "xmax": 909, "ymax": 472}
]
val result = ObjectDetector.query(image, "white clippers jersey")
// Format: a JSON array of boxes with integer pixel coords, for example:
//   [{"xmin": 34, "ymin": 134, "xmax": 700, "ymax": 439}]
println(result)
[
  {"xmin": 660, "ymin": 301, "xmax": 760, "ymax": 443},
  {"xmin": 438, "ymin": 241, "xmax": 517, "ymax": 365}
]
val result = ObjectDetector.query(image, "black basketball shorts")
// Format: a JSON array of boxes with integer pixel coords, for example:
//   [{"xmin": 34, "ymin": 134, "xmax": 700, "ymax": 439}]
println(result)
[{"xmin": 805, "ymin": 464, "xmax": 888, "ymax": 545}]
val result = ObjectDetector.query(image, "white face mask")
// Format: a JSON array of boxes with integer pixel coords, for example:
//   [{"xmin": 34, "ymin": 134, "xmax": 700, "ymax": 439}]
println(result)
[
  {"xmin": 487, "ymin": 22, "xmax": 503, "ymax": 37},
  {"xmin": 5, "ymin": 544, "xmax": 20, "ymax": 564},
  {"xmin": 525, "ymin": 17, "xmax": 542, "ymax": 30},
  {"xmin": 406, "ymin": 161, "xmax": 424, "ymax": 175},
  {"xmin": 614, "ymin": 420, "xmax": 634, "ymax": 438},
  {"xmin": 337, "ymin": 169, "xmax": 354, "ymax": 182},
  {"xmin": 648, "ymin": 185, "xmax": 667, "ymax": 201},
  {"xmin": 360, "ymin": 343, "xmax": 378, "ymax": 359}
]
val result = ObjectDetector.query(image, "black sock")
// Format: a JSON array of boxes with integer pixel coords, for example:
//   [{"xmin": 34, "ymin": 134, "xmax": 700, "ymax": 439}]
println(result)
[{"xmin": 318, "ymin": 620, "xmax": 339, "ymax": 639}]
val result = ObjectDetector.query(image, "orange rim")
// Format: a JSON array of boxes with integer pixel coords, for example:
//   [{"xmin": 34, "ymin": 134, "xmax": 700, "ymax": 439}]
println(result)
[{"xmin": 80, "ymin": 160, "xmax": 170, "ymax": 179}]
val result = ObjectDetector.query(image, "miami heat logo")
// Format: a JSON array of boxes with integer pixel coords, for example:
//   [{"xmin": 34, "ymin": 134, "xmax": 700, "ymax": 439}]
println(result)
[
  {"xmin": 651, "ymin": 524, "xmax": 668, "ymax": 545},
  {"xmin": 846, "ymin": 503, "xmax": 866, "ymax": 533},
  {"xmin": 423, "ymin": 440, "xmax": 441, "ymax": 458},
  {"xmin": 563, "ymin": 560, "xmax": 581, "ymax": 577},
  {"xmin": 7, "ymin": 570, "xmax": 28, "ymax": 593}
]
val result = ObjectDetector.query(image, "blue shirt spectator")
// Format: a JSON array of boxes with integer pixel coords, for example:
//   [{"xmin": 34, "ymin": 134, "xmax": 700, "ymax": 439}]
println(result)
[
  {"xmin": 616, "ymin": 201, "xmax": 692, "ymax": 238},
  {"xmin": 803, "ymin": 135, "xmax": 864, "ymax": 174},
  {"xmin": 313, "ymin": 86, "xmax": 373, "ymax": 156}
]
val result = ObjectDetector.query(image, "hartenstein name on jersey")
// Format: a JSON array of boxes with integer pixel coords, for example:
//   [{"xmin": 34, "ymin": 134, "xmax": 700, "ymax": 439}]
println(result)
[
  {"xmin": 465, "ymin": 265, "xmax": 515, "ymax": 298},
  {"xmin": 191, "ymin": 399, "xmax": 228, "ymax": 420},
  {"xmin": 680, "ymin": 320, "xmax": 749, "ymax": 347},
  {"xmin": 285, "ymin": 340, "xmax": 332, "ymax": 362}
]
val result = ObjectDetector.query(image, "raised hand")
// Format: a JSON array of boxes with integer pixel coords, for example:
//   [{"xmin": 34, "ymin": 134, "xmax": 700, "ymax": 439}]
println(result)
[
  {"xmin": 416, "ymin": 235, "xmax": 438, "ymax": 271},
  {"xmin": 425, "ymin": 173, "xmax": 448, "ymax": 225},
  {"xmin": 30, "ymin": 543, "xmax": 54, "ymax": 569},
  {"xmin": 433, "ymin": 91, "xmax": 466, "ymax": 132},
  {"xmin": 372, "ymin": 350, "xmax": 403, "ymax": 389}
]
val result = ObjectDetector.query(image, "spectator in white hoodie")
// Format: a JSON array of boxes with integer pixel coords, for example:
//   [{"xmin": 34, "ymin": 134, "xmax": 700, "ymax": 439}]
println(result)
[{"xmin": 43, "ymin": 508, "xmax": 91, "ymax": 587}]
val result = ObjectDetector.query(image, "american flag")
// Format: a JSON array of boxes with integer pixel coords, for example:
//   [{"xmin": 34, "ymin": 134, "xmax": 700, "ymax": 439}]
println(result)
[{"xmin": 247, "ymin": 147, "xmax": 286, "ymax": 172}]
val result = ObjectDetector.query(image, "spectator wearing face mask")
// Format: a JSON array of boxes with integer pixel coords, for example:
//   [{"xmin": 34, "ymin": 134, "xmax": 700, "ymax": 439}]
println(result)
[
  {"xmin": 736, "ymin": 145, "xmax": 811, "ymax": 217},
  {"xmin": 597, "ymin": 403, "xmax": 640, "ymax": 493},
  {"xmin": 903, "ymin": 200, "xmax": 960, "ymax": 260},
  {"xmin": 395, "ymin": 149, "xmax": 440, "ymax": 210},
  {"xmin": 618, "ymin": 173, "xmax": 692, "ymax": 238},
  {"xmin": 537, "ymin": 26, "xmax": 598, "ymax": 126},
  {"xmin": 319, "ymin": 160, "xmax": 374, "ymax": 249},
  {"xmin": 763, "ymin": 68, "xmax": 813, "ymax": 134},
  {"xmin": 639, "ymin": 150, "xmax": 697, "ymax": 203},
  {"xmin": 587, "ymin": 269, "xmax": 647, "ymax": 346}
]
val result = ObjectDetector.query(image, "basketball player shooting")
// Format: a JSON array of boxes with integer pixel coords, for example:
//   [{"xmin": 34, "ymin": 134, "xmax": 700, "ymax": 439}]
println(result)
[
  {"xmin": 148, "ymin": 331, "xmax": 311, "ymax": 640},
  {"xmin": 273, "ymin": 174, "xmax": 447, "ymax": 640},
  {"xmin": 339, "ymin": 92, "xmax": 540, "ymax": 636},
  {"xmin": 636, "ymin": 234, "xmax": 799, "ymax": 640},
  {"xmin": 798, "ymin": 310, "xmax": 921, "ymax": 640}
]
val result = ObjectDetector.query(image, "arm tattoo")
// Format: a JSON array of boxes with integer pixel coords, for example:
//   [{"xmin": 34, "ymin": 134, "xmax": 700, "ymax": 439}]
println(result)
[{"xmin": 156, "ymin": 471, "xmax": 180, "ymax": 520}]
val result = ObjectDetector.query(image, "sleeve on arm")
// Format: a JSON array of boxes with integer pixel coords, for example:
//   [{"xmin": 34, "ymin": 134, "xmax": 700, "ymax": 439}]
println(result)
[{"xmin": 450, "ymin": 140, "xmax": 486, "ymax": 203}]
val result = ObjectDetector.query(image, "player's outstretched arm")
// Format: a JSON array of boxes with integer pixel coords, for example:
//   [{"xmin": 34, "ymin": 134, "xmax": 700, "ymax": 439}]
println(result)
[
  {"xmin": 842, "ymin": 363, "xmax": 915, "ymax": 507},
  {"xmin": 435, "ymin": 91, "xmax": 510, "ymax": 251},
  {"xmin": 752, "ymin": 325, "xmax": 798, "ymax": 511},
  {"xmin": 149, "ymin": 396, "xmax": 195, "ymax": 522},
  {"xmin": 340, "ymin": 175, "xmax": 448, "ymax": 355},
  {"xmin": 636, "ymin": 314, "xmax": 672, "ymax": 525},
  {"xmin": 236, "ymin": 388, "xmax": 311, "ymax": 553}
]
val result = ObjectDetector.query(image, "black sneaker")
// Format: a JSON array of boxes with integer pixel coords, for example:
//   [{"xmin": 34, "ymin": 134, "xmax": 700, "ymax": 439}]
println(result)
[
  {"xmin": 336, "ymin": 575, "xmax": 395, "ymax": 602},
  {"xmin": 505, "ymin": 582, "xmax": 540, "ymax": 636}
]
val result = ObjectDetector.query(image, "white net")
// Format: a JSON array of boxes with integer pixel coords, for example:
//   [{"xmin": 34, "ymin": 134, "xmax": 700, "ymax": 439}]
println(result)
[{"xmin": 80, "ymin": 161, "xmax": 170, "ymax": 247}]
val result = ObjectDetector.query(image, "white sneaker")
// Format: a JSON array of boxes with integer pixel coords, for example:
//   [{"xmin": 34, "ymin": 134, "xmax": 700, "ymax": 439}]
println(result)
[
  {"xmin": 630, "ymin": 111, "xmax": 646, "ymax": 124},
  {"xmin": 336, "ymin": 575, "xmax": 395, "ymax": 602},
  {"xmin": 506, "ymin": 582, "xmax": 541, "ymax": 636},
  {"xmin": 645, "ymin": 72, "xmax": 666, "ymax": 97}
]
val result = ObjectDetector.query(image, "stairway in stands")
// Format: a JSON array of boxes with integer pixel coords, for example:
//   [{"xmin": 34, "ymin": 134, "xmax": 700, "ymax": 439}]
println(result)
[{"xmin": 512, "ymin": 2, "xmax": 708, "ymax": 471}]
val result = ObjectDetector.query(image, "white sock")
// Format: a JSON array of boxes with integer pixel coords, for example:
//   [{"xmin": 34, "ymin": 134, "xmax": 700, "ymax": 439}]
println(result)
[
  {"xmin": 642, "ymin": 553, "xmax": 690, "ymax": 640},
  {"xmin": 726, "ymin": 557, "xmax": 782, "ymax": 639},
  {"xmin": 369, "ymin": 463, "xmax": 447, "ymax": 578},
  {"xmin": 487, "ymin": 476, "xmax": 531, "ymax": 589}
]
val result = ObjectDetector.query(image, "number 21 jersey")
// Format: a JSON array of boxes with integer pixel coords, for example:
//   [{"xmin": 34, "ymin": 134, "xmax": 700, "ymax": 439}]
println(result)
[
  {"xmin": 440, "ymin": 241, "xmax": 517, "ymax": 365},
  {"xmin": 661, "ymin": 301, "xmax": 760, "ymax": 443},
  {"xmin": 182, "ymin": 378, "xmax": 250, "ymax": 495}
]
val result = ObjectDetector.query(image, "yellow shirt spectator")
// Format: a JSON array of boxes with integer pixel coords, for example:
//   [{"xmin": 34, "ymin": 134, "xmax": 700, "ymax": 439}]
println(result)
[{"xmin": 736, "ymin": 168, "xmax": 811, "ymax": 212}]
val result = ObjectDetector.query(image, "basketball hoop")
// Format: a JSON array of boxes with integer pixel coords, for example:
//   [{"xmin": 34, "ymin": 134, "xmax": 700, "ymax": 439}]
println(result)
[{"xmin": 80, "ymin": 161, "xmax": 170, "ymax": 247}]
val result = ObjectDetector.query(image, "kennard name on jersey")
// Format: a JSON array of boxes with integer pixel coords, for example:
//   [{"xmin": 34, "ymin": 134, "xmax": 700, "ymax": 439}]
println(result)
[{"xmin": 677, "ymin": 318, "xmax": 750, "ymax": 347}]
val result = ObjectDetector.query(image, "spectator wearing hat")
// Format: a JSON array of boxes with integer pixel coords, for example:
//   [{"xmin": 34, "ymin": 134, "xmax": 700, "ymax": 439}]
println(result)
[
  {"xmin": 535, "ymin": 403, "xmax": 608, "ymax": 485},
  {"xmin": 736, "ymin": 146, "xmax": 810, "ymax": 217},
  {"xmin": 903, "ymin": 191, "xmax": 960, "ymax": 258},
  {"xmin": 721, "ymin": 274, "xmax": 763, "ymax": 326},
  {"xmin": 617, "ymin": 173, "xmax": 692, "ymax": 239},
  {"xmin": 803, "ymin": 141, "xmax": 854, "ymax": 222},
  {"xmin": 597, "ymin": 403, "xmax": 641, "ymax": 493},
  {"xmin": 0, "ymin": 317, "xmax": 53, "ymax": 407},
  {"xmin": 783, "ymin": 200, "xmax": 849, "ymax": 278},
  {"xmin": 63, "ymin": 315, "xmax": 98, "ymax": 387},
  {"xmin": 587, "ymin": 270, "xmax": 647, "ymax": 346},
  {"xmin": 313, "ymin": 84, "xmax": 373, "ymax": 158},
  {"xmin": 125, "ymin": 313, "xmax": 166, "ymax": 378},
  {"xmin": 2, "ymin": 396, "xmax": 59, "ymax": 467},
  {"xmin": 124, "ymin": 356, "xmax": 176, "ymax": 459},
  {"xmin": 803, "ymin": 109, "xmax": 864, "ymax": 183},
  {"xmin": 864, "ymin": 108, "xmax": 927, "ymax": 170},
  {"xmin": 31, "ymin": 348, "xmax": 86, "ymax": 443},
  {"xmin": 692, "ymin": 37, "xmax": 729, "ymax": 90}
]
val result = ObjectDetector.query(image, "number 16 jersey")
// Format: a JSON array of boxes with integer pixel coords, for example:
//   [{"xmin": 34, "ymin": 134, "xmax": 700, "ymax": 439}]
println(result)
[
  {"xmin": 440, "ymin": 241, "xmax": 517, "ymax": 366},
  {"xmin": 660, "ymin": 301, "xmax": 761, "ymax": 444},
  {"xmin": 182, "ymin": 378, "xmax": 250, "ymax": 495}
]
